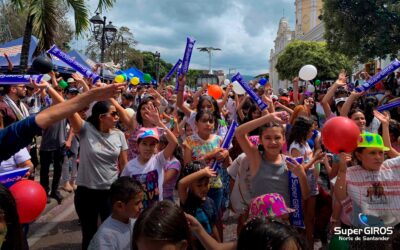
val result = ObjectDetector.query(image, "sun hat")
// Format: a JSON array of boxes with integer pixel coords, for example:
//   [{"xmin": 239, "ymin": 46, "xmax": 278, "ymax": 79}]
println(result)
[
  {"xmin": 136, "ymin": 127, "xmax": 159, "ymax": 141},
  {"xmin": 358, "ymin": 133, "xmax": 390, "ymax": 151},
  {"xmin": 249, "ymin": 193, "xmax": 295, "ymax": 219}
]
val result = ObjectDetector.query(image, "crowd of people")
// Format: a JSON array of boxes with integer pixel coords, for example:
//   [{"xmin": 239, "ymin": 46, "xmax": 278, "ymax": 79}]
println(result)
[{"xmin": 1, "ymin": 60, "xmax": 400, "ymax": 250}]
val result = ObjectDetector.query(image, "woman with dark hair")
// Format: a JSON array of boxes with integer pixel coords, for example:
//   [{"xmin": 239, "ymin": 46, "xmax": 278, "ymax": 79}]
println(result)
[
  {"xmin": 288, "ymin": 116, "xmax": 324, "ymax": 248},
  {"xmin": 69, "ymin": 100, "xmax": 128, "ymax": 250},
  {"xmin": 0, "ymin": 183, "xmax": 27, "ymax": 250},
  {"xmin": 340, "ymin": 92, "xmax": 381, "ymax": 133},
  {"xmin": 132, "ymin": 200, "xmax": 192, "ymax": 250}
]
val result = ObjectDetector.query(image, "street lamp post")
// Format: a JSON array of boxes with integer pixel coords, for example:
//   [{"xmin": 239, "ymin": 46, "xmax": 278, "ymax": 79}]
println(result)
[
  {"xmin": 154, "ymin": 51, "xmax": 160, "ymax": 83},
  {"xmin": 90, "ymin": 13, "xmax": 118, "ymax": 78}
]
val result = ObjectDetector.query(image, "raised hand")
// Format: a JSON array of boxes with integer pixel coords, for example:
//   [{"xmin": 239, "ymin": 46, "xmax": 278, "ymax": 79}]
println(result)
[
  {"xmin": 268, "ymin": 111, "xmax": 289, "ymax": 124},
  {"xmin": 71, "ymin": 73, "xmax": 84, "ymax": 82},
  {"xmin": 201, "ymin": 166, "xmax": 217, "ymax": 178},
  {"xmin": 285, "ymin": 157, "xmax": 306, "ymax": 178},
  {"xmin": 373, "ymin": 110, "xmax": 390, "ymax": 126}
]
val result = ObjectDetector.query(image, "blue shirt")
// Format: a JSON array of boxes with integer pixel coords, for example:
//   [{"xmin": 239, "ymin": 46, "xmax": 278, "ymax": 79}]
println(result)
[{"xmin": 0, "ymin": 115, "xmax": 41, "ymax": 162}]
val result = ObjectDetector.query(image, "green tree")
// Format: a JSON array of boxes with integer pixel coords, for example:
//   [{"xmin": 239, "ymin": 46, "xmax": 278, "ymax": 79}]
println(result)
[
  {"xmin": 86, "ymin": 26, "xmax": 137, "ymax": 67},
  {"xmin": 0, "ymin": 2, "xmax": 74, "ymax": 52},
  {"xmin": 9, "ymin": 0, "xmax": 115, "ymax": 72},
  {"xmin": 275, "ymin": 40, "xmax": 352, "ymax": 80},
  {"xmin": 322, "ymin": 0, "xmax": 400, "ymax": 62}
]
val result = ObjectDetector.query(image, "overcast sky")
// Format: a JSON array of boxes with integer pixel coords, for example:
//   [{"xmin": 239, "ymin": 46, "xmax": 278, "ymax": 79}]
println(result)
[{"xmin": 74, "ymin": 0, "xmax": 295, "ymax": 76}]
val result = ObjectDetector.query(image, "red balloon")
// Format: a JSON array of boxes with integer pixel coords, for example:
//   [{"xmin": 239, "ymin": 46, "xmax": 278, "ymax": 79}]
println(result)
[
  {"xmin": 208, "ymin": 85, "xmax": 223, "ymax": 99},
  {"xmin": 321, "ymin": 117, "xmax": 360, "ymax": 154},
  {"xmin": 9, "ymin": 180, "xmax": 47, "ymax": 224}
]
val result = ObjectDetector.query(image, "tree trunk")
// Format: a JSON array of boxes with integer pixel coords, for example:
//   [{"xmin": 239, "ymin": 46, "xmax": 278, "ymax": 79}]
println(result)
[{"xmin": 20, "ymin": 15, "xmax": 33, "ymax": 73}]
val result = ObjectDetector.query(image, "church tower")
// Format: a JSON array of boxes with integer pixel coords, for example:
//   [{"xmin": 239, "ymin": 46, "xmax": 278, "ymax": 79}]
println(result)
[{"xmin": 295, "ymin": 0, "xmax": 323, "ymax": 38}]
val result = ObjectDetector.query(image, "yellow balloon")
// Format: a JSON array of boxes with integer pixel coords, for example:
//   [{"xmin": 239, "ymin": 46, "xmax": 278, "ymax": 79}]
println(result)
[
  {"xmin": 115, "ymin": 74, "xmax": 125, "ymax": 83},
  {"xmin": 130, "ymin": 77, "xmax": 140, "ymax": 85}
]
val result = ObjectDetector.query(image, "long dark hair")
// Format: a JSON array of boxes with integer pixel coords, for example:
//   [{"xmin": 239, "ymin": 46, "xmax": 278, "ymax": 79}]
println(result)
[
  {"xmin": 288, "ymin": 116, "xmax": 313, "ymax": 146},
  {"xmin": 362, "ymin": 96, "xmax": 378, "ymax": 127},
  {"xmin": 136, "ymin": 96, "xmax": 155, "ymax": 126},
  {"xmin": 195, "ymin": 110, "xmax": 217, "ymax": 131},
  {"xmin": 237, "ymin": 218, "xmax": 307, "ymax": 250},
  {"xmin": 87, "ymin": 100, "xmax": 112, "ymax": 130},
  {"xmin": 196, "ymin": 95, "xmax": 221, "ymax": 121},
  {"xmin": 132, "ymin": 200, "xmax": 192, "ymax": 250},
  {"xmin": 0, "ymin": 184, "xmax": 25, "ymax": 250}
]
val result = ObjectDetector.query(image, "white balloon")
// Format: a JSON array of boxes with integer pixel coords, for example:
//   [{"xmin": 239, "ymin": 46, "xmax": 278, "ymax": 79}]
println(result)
[
  {"xmin": 224, "ymin": 79, "xmax": 230, "ymax": 85},
  {"xmin": 307, "ymin": 84, "xmax": 315, "ymax": 93},
  {"xmin": 299, "ymin": 65, "xmax": 317, "ymax": 81},
  {"xmin": 232, "ymin": 81, "xmax": 246, "ymax": 95}
]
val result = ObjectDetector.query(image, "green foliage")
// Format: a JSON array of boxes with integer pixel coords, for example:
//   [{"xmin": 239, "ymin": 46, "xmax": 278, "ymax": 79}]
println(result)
[
  {"xmin": 322, "ymin": 0, "xmax": 400, "ymax": 62},
  {"xmin": 0, "ymin": 2, "xmax": 73, "ymax": 51},
  {"xmin": 275, "ymin": 40, "xmax": 352, "ymax": 80}
]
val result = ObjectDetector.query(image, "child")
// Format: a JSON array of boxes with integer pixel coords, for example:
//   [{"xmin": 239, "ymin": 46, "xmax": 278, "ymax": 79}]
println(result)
[
  {"xmin": 88, "ymin": 177, "xmax": 144, "ymax": 250},
  {"xmin": 121, "ymin": 105, "xmax": 178, "ymax": 208},
  {"xmin": 235, "ymin": 112, "xmax": 311, "ymax": 206},
  {"xmin": 178, "ymin": 161, "xmax": 220, "ymax": 248},
  {"xmin": 288, "ymin": 116, "xmax": 325, "ymax": 248},
  {"xmin": 132, "ymin": 200, "xmax": 192, "ymax": 250},
  {"xmin": 158, "ymin": 134, "xmax": 182, "ymax": 201}
]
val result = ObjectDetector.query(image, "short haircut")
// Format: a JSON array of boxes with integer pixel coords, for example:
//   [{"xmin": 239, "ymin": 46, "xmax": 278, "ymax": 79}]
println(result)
[{"xmin": 110, "ymin": 177, "xmax": 144, "ymax": 205}]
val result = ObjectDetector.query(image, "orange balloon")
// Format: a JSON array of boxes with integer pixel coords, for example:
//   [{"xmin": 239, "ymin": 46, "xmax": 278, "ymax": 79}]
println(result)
[{"xmin": 207, "ymin": 85, "xmax": 223, "ymax": 99}]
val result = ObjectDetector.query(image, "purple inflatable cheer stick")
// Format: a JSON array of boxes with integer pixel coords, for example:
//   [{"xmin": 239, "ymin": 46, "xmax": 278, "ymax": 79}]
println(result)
[
  {"xmin": 0, "ymin": 75, "xmax": 43, "ymax": 84},
  {"xmin": 47, "ymin": 45, "xmax": 101, "ymax": 83},
  {"xmin": 377, "ymin": 99, "xmax": 400, "ymax": 112},
  {"xmin": 179, "ymin": 37, "xmax": 196, "ymax": 76},
  {"xmin": 165, "ymin": 59, "xmax": 182, "ymax": 82},
  {"xmin": 231, "ymin": 72, "xmax": 268, "ymax": 111},
  {"xmin": 212, "ymin": 121, "xmax": 238, "ymax": 171},
  {"xmin": 355, "ymin": 59, "xmax": 400, "ymax": 92}
]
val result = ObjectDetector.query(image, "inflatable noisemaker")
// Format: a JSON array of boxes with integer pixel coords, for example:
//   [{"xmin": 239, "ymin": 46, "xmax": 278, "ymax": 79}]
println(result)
[
  {"xmin": 231, "ymin": 72, "xmax": 268, "ymax": 111},
  {"xmin": 175, "ymin": 37, "xmax": 195, "ymax": 91},
  {"xmin": 377, "ymin": 98, "xmax": 400, "ymax": 112},
  {"xmin": 0, "ymin": 74, "xmax": 43, "ymax": 84},
  {"xmin": 212, "ymin": 121, "xmax": 238, "ymax": 171},
  {"xmin": 355, "ymin": 59, "xmax": 400, "ymax": 92},
  {"xmin": 47, "ymin": 45, "xmax": 100, "ymax": 83},
  {"xmin": 287, "ymin": 166, "xmax": 305, "ymax": 228},
  {"xmin": 165, "ymin": 59, "xmax": 182, "ymax": 82}
]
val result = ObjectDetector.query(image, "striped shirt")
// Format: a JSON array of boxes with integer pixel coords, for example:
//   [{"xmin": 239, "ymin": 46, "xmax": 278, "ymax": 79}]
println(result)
[{"xmin": 344, "ymin": 156, "xmax": 400, "ymax": 226}]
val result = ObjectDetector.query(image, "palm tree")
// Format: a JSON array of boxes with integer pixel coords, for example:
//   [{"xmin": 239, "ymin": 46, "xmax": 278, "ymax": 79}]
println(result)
[{"xmin": 10, "ymin": 0, "xmax": 115, "ymax": 73}]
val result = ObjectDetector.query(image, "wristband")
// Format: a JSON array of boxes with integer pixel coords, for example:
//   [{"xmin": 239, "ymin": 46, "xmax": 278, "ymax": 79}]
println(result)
[{"xmin": 45, "ymin": 85, "xmax": 52, "ymax": 92}]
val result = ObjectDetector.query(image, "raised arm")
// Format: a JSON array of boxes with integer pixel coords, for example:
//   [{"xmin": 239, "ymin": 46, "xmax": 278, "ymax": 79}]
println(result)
[
  {"xmin": 145, "ymin": 103, "xmax": 178, "ymax": 160},
  {"xmin": 374, "ymin": 110, "xmax": 400, "ymax": 158},
  {"xmin": 321, "ymin": 75, "xmax": 346, "ymax": 118},
  {"xmin": 340, "ymin": 91, "xmax": 363, "ymax": 117},
  {"xmin": 235, "ymin": 112, "xmax": 287, "ymax": 174},
  {"xmin": 109, "ymin": 98, "xmax": 137, "ymax": 131},
  {"xmin": 178, "ymin": 167, "xmax": 216, "ymax": 204},
  {"xmin": 35, "ymin": 83, "xmax": 126, "ymax": 130},
  {"xmin": 176, "ymin": 75, "xmax": 193, "ymax": 117}
]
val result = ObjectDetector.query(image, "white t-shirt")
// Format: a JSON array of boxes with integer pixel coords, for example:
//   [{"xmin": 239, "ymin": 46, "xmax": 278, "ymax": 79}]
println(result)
[
  {"xmin": 88, "ymin": 216, "xmax": 135, "ymax": 250},
  {"xmin": 77, "ymin": 122, "xmax": 128, "ymax": 190},
  {"xmin": 121, "ymin": 151, "xmax": 167, "ymax": 208},
  {"xmin": 0, "ymin": 148, "xmax": 31, "ymax": 172},
  {"xmin": 345, "ymin": 156, "xmax": 400, "ymax": 226}
]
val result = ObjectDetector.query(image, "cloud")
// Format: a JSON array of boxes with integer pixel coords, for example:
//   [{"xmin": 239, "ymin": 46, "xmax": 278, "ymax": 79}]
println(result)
[{"xmin": 81, "ymin": 0, "xmax": 295, "ymax": 76}]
